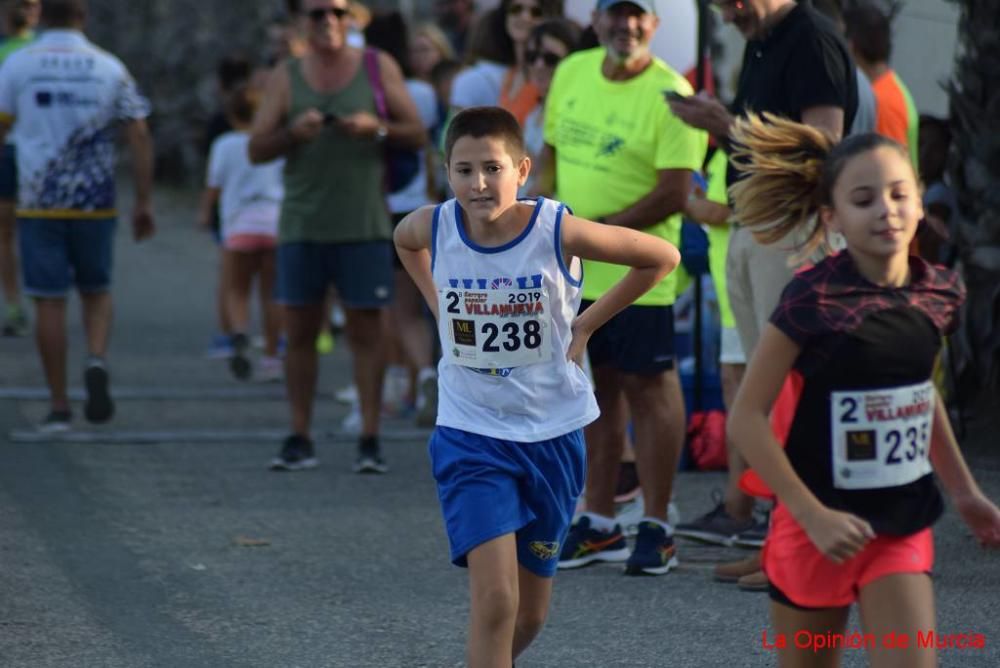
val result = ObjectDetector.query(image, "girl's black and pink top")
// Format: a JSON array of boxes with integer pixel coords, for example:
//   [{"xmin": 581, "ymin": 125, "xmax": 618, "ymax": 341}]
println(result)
[{"xmin": 770, "ymin": 250, "xmax": 965, "ymax": 536}]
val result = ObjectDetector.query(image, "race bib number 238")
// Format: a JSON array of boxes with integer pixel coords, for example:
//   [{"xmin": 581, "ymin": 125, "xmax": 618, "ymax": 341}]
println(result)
[{"xmin": 441, "ymin": 288, "xmax": 553, "ymax": 370}]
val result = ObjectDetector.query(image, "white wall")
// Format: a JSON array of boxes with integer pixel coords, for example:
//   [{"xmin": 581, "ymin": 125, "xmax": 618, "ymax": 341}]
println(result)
[{"xmin": 891, "ymin": 0, "xmax": 959, "ymax": 117}]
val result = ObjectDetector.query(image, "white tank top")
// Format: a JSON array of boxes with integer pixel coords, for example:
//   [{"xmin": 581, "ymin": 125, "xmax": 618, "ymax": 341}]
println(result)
[{"xmin": 432, "ymin": 197, "xmax": 600, "ymax": 442}]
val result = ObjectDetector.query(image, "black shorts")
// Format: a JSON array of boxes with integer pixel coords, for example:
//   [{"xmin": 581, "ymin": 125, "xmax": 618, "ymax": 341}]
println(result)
[{"xmin": 582, "ymin": 301, "xmax": 676, "ymax": 375}]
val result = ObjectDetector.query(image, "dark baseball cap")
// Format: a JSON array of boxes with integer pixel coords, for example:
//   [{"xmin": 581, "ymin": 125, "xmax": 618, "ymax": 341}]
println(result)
[{"xmin": 595, "ymin": 0, "xmax": 657, "ymax": 15}]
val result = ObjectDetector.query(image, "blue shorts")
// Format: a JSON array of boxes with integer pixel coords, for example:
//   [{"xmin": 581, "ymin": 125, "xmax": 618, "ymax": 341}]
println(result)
[
  {"xmin": 18, "ymin": 217, "xmax": 117, "ymax": 297},
  {"xmin": 429, "ymin": 426, "xmax": 586, "ymax": 578},
  {"xmin": 276, "ymin": 240, "xmax": 393, "ymax": 308},
  {"xmin": 0, "ymin": 144, "xmax": 16, "ymax": 200},
  {"xmin": 582, "ymin": 301, "xmax": 676, "ymax": 374}
]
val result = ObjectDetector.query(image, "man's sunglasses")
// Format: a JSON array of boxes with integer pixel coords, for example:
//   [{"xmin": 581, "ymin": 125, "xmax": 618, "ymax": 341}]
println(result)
[
  {"xmin": 308, "ymin": 6, "xmax": 350, "ymax": 22},
  {"xmin": 526, "ymin": 49, "xmax": 562, "ymax": 68},
  {"xmin": 508, "ymin": 3, "xmax": 543, "ymax": 18}
]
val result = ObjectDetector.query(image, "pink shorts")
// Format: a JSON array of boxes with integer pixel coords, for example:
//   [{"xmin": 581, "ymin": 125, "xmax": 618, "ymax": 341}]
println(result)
[
  {"xmin": 762, "ymin": 503, "xmax": 934, "ymax": 609},
  {"xmin": 224, "ymin": 234, "xmax": 277, "ymax": 252}
]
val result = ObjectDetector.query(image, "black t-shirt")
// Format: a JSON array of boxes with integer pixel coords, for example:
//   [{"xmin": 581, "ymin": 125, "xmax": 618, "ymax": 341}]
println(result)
[
  {"xmin": 727, "ymin": 4, "xmax": 858, "ymax": 187},
  {"xmin": 770, "ymin": 252, "xmax": 965, "ymax": 536}
]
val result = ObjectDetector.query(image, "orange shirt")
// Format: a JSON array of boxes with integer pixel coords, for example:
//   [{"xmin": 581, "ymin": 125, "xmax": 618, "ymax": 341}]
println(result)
[
  {"xmin": 871, "ymin": 69, "xmax": 919, "ymax": 168},
  {"xmin": 499, "ymin": 67, "xmax": 540, "ymax": 126}
]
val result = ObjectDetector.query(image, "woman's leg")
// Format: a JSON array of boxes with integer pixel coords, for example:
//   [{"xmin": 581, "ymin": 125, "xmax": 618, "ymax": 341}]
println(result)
[{"xmin": 858, "ymin": 573, "xmax": 937, "ymax": 668}]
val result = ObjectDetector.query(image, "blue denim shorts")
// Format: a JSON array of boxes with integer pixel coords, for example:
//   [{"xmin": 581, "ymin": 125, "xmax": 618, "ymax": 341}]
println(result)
[
  {"xmin": 18, "ymin": 217, "xmax": 117, "ymax": 297},
  {"xmin": 276, "ymin": 240, "xmax": 394, "ymax": 308},
  {"xmin": 429, "ymin": 425, "xmax": 586, "ymax": 578},
  {"xmin": 0, "ymin": 143, "xmax": 16, "ymax": 200}
]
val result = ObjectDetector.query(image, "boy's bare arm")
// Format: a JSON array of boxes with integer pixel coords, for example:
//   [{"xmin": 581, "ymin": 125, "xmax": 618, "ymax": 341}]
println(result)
[{"xmin": 393, "ymin": 206, "xmax": 438, "ymax": 319}]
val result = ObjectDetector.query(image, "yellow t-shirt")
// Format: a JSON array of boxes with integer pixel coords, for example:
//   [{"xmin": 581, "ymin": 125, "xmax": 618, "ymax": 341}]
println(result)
[
  {"xmin": 545, "ymin": 48, "xmax": 707, "ymax": 305},
  {"xmin": 703, "ymin": 149, "xmax": 736, "ymax": 328}
]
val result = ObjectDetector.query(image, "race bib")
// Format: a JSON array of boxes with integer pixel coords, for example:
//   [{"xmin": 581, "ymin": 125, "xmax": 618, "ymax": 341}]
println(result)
[
  {"xmin": 440, "ymin": 287, "xmax": 552, "ymax": 370},
  {"xmin": 830, "ymin": 381, "xmax": 935, "ymax": 490}
]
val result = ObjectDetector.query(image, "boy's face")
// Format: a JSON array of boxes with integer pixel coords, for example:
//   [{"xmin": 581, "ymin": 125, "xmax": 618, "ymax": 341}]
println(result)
[{"xmin": 447, "ymin": 136, "xmax": 529, "ymax": 220}]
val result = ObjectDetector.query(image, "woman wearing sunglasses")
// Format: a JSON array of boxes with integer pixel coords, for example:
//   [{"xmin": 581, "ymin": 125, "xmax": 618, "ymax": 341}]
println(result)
[
  {"xmin": 521, "ymin": 19, "xmax": 581, "ymax": 196},
  {"xmin": 449, "ymin": 0, "xmax": 562, "ymax": 121}
]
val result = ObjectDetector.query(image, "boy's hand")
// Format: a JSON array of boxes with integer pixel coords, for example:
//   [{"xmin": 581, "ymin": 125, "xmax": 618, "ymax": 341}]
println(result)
[
  {"xmin": 566, "ymin": 318, "xmax": 592, "ymax": 367},
  {"xmin": 954, "ymin": 493, "xmax": 1000, "ymax": 547},
  {"xmin": 800, "ymin": 506, "xmax": 874, "ymax": 564}
]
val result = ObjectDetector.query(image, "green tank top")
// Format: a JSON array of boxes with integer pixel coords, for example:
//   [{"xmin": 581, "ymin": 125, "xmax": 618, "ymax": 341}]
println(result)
[{"xmin": 279, "ymin": 56, "xmax": 391, "ymax": 243}]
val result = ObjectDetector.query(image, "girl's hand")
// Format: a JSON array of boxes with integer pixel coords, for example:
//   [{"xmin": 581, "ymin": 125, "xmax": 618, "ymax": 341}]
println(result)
[
  {"xmin": 566, "ymin": 318, "xmax": 592, "ymax": 367},
  {"xmin": 954, "ymin": 493, "xmax": 1000, "ymax": 547},
  {"xmin": 800, "ymin": 506, "xmax": 875, "ymax": 564}
]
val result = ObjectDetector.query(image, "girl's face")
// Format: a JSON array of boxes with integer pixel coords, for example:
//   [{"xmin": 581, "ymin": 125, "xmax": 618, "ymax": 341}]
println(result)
[
  {"xmin": 822, "ymin": 146, "xmax": 923, "ymax": 261},
  {"xmin": 505, "ymin": 0, "xmax": 544, "ymax": 46},
  {"xmin": 527, "ymin": 34, "xmax": 569, "ymax": 96},
  {"xmin": 448, "ymin": 136, "xmax": 530, "ymax": 222},
  {"xmin": 410, "ymin": 33, "xmax": 442, "ymax": 79}
]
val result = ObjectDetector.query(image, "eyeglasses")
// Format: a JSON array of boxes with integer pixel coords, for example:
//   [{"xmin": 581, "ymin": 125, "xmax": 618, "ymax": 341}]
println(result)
[
  {"xmin": 307, "ymin": 6, "xmax": 350, "ymax": 22},
  {"xmin": 526, "ymin": 49, "xmax": 562, "ymax": 67},
  {"xmin": 508, "ymin": 3, "xmax": 543, "ymax": 18}
]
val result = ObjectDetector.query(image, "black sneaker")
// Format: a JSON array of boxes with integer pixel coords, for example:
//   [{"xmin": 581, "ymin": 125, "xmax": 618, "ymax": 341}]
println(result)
[
  {"xmin": 229, "ymin": 333, "xmax": 252, "ymax": 381},
  {"xmin": 353, "ymin": 436, "xmax": 388, "ymax": 474},
  {"xmin": 38, "ymin": 409, "xmax": 72, "ymax": 433},
  {"xmin": 732, "ymin": 513, "xmax": 770, "ymax": 548},
  {"xmin": 270, "ymin": 434, "xmax": 319, "ymax": 471},
  {"xmin": 83, "ymin": 360, "xmax": 115, "ymax": 423},
  {"xmin": 673, "ymin": 493, "xmax": 755, "ymax": 546},
  {"xmin": 625, "ymin": 521, "xmax": 679, "ymax": 576}
]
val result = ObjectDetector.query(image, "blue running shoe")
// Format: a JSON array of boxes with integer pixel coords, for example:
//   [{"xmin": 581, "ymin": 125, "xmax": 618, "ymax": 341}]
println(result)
[
  {"xmin": 625, "ymin": 521, "xmax": 679, "ymax": 576},
  {"xmin": 557, "ymin": 515, "xmax": 630, "ymax": 569},
  {"xmin": 205, "ymin": 333, "xmax": 235, "ymax": 359}
]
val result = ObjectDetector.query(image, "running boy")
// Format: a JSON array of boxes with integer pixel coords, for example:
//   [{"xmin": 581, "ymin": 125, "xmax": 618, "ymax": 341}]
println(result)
[
  {"xmin": 199, "ymin": 85, "xmax": 284, "ymax": 382},
  {"xmin": 394, "ymin": 106, "xmax": 680, "ymax": 667},
  {"xmin": 727, "ymin": 113, "xmax": 1000, "ymax": 668}
]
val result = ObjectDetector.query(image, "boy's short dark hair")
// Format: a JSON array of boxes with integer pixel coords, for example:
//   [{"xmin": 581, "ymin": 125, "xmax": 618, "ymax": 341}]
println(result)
[
  {"xmin": 217, "ymin": 53, "xmax": 252, "ymax": 93},
  {"xmin": 444, "ymin": 106, "xmax": 525, "ymax": 165},
  {"xmin": 844, "ymin": 3, "xmax": 892, "ymax": 64}
]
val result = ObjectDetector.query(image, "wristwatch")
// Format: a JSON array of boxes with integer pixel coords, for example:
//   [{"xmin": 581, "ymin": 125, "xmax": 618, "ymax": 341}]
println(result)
[{"xmin": 374, "ymin": 124, "xmax": 388, "ymax": 143}]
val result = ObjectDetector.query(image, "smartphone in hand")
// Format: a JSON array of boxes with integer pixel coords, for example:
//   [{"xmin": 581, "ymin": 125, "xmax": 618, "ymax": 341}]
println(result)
[
  {"xmin": 663, "ymin": 90, "xmax": 688, "ymax": 103},
  {"xmin": 322, "ymin": 112, "xmax": 339, "ymax": 126}
]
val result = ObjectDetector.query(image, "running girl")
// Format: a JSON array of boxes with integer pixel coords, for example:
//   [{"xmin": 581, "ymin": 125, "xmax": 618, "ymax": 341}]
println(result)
[
  {"xmin": 727, "ymin": 113, "xmax": 1000, "ymax": 668},
  {"xmin": 394, "ymin": 106, "xmax": 679, "ymax": 668},
  {"xmin": 199, "ymin": 86, "xmax": 284, "ymax": 382}
]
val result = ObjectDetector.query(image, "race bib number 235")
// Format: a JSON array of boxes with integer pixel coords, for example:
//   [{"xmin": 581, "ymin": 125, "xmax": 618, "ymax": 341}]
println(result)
[{"xmin": 830, "ymin": 381, "xmax": 935, "ymax": 490}]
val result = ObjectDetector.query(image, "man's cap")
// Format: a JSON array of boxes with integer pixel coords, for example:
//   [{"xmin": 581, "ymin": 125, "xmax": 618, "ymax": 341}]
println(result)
[{"xmin": 595, "ymin": 0, "xmax": 657, "ymax": 15}]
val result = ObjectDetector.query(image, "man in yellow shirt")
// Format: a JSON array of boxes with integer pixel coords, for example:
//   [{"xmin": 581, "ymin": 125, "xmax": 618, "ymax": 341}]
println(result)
[{"xmin": 537, "ymin": 0, "xmax": 707, "ymax": 575}]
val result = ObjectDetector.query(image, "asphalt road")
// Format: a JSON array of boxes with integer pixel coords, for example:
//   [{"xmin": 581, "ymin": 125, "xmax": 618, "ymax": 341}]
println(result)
[{"xmin": 1, "ymin": 187, "xmax": 997, "ymax": 667}]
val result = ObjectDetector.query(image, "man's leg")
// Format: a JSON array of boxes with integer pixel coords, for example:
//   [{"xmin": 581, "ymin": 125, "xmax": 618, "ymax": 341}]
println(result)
[
  {"xmin": 284, "ymin": 303, "xmax": 325, "ymax": 437},
  {"xmin": 622, "ymin": 368, "xmax": 685, "ymax": 523},
  {"xmin": 34, "ymin": 297, "xmax": 69, "ymax": 412},
  {"xmin": 0, "ymin": 199, "xmax": 21, "ymax": 306},
  {"xmin": 80, "ymin": 291, "xmax": 112, "ymax": 358},
  {"xmin": 343, "ymin": 306, "xmax": 386, "ymax": 438},
  {"xmin": 721, "ymin": 362, "xmax": 752, "ymax": 520}
]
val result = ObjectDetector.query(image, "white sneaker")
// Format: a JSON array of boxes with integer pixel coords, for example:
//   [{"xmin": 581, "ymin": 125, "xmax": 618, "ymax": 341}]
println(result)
[{"xmin": 256, "ymin": 356, "xmax": 283, "ymax": 383}]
